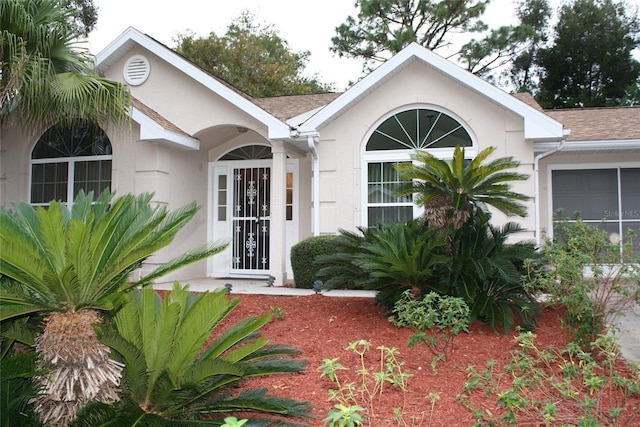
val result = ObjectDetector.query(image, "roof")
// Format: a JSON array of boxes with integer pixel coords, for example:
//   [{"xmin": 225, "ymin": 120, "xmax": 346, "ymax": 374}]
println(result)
[
  {"xmin": 545, "ymin": 106, "xmax": 640, "ymax": 142},
  {"xmin": 255, "ymin": 93, "xmax": 342, "ymax": 121}
]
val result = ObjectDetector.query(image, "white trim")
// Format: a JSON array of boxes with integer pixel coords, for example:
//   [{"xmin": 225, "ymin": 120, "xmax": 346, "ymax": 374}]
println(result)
[
  {"xmin": 535, "ymin": 139, "xmax": 640, "ymax": 152},
  {"xmin": 545, "ymin": 162, "xmax": 640, "ymax": 241},
  {"xmin": 300, "ymin": 43, "xmax": 564, "ymax": 141},
  {"xmin": 131, "ymin": 107, "xmax": 200, "ymax": 150},
  {"xmin": 97, "ymin": 27, "xmax": 291, "ymax": 140}
]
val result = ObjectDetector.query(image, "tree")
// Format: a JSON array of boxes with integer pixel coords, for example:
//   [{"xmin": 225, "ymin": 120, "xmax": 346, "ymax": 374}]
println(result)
[
  {"xmin": 80, "ymin": 284, "xmax": 311, "ymax": 426},
  {"xmin": 395, "ymin": 146, "xmax": 529, "ymax": 231},
  {"xmin": 0, "ymin": 190, "xmax": 227, "ymax": 426},
  {"xmin": 175, "ymin": 11, "xmax": 333, "ymax": 97},
  {"xmin": 57, "ymin": 0, "xmax": 98, "ymax": 37},
  {"xmin": 331, "ymin": 0, "xmax": 489, "ymax": 71},
  {"xmin": 459, "ymin": 0, "xmax": 551, "ymax": 90},
  {"xmin": 0, "ymin": 0, "xmax": 130, "ymax": 131},
  {"xmin": 536, "ymin": 0, "xmax": 640, "ymax": 108}
]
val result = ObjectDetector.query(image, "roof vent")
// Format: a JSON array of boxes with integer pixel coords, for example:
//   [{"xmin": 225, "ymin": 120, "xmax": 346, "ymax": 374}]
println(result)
[{"xmin": 123, "ymin": 55, "xmax": 150, "ymax": 86}]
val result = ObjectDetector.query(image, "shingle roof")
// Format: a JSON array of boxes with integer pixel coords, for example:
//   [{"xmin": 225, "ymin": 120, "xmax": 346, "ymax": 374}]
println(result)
[
  {"xmin": 254, "ymin": 93, "xmax": 342, "ymax": 121},
  {"xmin": 512, "ymin": 92, "xmax": 640, "ymax": 141},
  {"xmin": 131, "ymin": 97, "xmax": 191, "ymax": 136},
  {"xmin": 545, "ymin": 106, "xmax": 640, "ymax": 141}
]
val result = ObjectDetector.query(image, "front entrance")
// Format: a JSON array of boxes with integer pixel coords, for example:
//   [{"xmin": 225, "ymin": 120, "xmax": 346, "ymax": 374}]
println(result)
[
  {"xmin": 231, "ymin": 166, "xmax": 271, "ymax": 272},
  {"xmin": 209, "ymin": 147, "xmax": 299, "ymax": 279}
]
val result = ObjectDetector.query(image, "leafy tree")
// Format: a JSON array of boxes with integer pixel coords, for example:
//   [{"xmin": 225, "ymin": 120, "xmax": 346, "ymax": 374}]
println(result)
[
  {"xmin": 80, "ymin": 284, "xmax": 311, "ymax": 426},
  {"xmin": 0, "ymin": 0, "xmax": 130, "ymax": 131},
  {"xmin": 331, "ymin": 0, "xmax": 489, "ymax": 71},
  {"xmin": 57, "ymin": 0, "xmax": 98, "ymax": 36},
  {"xmin": 536, "ymin": 0, "xmax": 640, "ymax": 108},
  {"xmin": 395, "ymin": 146, "xmax": 529, "ymax": 231},
  {"xmin": 0, "ymin": 190, "xmax": 227, "ymax": 426},
  {"xmin": 459, "ymin": 0, "xmax": 551, "ymax": 89},
  {"xmin": 175, "ymin": 11, "xmax": 333, "ymax": 97}
]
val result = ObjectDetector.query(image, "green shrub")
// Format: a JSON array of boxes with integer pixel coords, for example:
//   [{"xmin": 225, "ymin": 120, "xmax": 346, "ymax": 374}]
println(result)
[
  {"xmin": 291, "ymin": 235, "xmax": 337, "ymax": 288},
  {"xmin": 318, "ymin": 220, "xmax": 448, "ymax": 309},
  {"xmin": 438, "ymin": 215, "xmax": 541, "ymax": 333},
  {"xmin": 539, "ymin": 217, "xmax": 640, "ymax": 347},
  {"xmin": 392, "ymin": 290, "xmax": 470, "ymax": 368}
]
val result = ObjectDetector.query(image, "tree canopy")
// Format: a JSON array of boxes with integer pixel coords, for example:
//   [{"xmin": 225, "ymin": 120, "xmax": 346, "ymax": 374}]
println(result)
[
  {"xmin": 331, "ymin": 0, "xmax": 489, "ymax": 70},
  {"xmin": 0, "ymin": 0, "xmax": 130, "ymax": 130},
  {"xmin": 536, "ymin": 0, "xmax": 640, "ymax": 108},
  {"xmin": 174, "ymin": 12, "xmax": 334, "ymax": 98}
]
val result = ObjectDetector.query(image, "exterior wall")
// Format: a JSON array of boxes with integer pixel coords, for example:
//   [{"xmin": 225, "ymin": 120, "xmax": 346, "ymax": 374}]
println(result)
[
  {"xmin": 317, "ymin": 61, "xmax": 535, "ymax": 238},
  {"xmin": 538, "ymin": 151, "xmax": 640, "ymax": 239}
]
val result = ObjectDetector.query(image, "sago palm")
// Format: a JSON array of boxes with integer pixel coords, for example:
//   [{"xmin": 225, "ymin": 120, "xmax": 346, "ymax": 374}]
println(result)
[
  {"xmin": 0, "ymin": 190, "xmax": 227, "ymax": 426},
  {"xmin": 396, "ymin": 146, "xmax": 530, "ymax": 230},
  {"xmin": 79, "ymin": 283, "xmax": 312, "ymax": 426},
  {"xmin": 1, "ymin": 0, "xmax": 130, "ymax": 130}
]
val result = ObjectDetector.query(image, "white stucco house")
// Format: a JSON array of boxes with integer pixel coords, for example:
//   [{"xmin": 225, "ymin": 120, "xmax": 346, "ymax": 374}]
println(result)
[{"xmin": 1, "ymin": 27, "xmax": 639, "ymax": 285}]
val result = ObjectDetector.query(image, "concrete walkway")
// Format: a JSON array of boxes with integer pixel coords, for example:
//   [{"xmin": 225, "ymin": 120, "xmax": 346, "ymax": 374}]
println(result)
[{"xmin": 153, "ymin": 278, "xmax": 640, "ymax": 368}]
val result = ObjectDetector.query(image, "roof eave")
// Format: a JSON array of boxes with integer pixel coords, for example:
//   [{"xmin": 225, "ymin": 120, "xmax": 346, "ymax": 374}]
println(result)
[
  {"xmin": 132, "ymin": 107, "xmax": 200, "ymax": 150},
  {"xmin": 534, "ymin": 139, "xmax": 640, "ymax": 152}
]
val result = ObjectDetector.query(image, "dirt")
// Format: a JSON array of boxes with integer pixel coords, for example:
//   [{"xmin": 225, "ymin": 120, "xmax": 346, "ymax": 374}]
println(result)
[{"xmin": 213, "ymin": 294, "xmax": 640, "ymax": 426}]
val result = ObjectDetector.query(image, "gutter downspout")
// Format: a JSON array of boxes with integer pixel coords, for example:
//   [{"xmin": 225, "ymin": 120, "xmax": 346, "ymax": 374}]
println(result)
[
  {"xmin": 534, "ymin": 130, "xmax": 570, "ymax": 248},
  {"xmin": 307, "ymin": 135, "xmax": 320, "ymax": 236}
]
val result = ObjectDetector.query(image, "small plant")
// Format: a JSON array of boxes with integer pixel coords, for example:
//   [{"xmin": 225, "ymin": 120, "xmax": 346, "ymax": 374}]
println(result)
[
  {"xmin": 319, "ymin": 340, "xmax": 413, "ymax": 425},
  {"xmin": 221, "ymin": 417, "xmax": 248, "ymax": 426},
  {"xmin": 392, "ymin": 290, "xmax": 470, "ymax": 369},
  {"xmin": 458, "ymin": 331, "xmax": 640, "ymax": 426},
  {"xmin": 324, "ymin": 404, "xmax": 366, "ymax": 427},
  {"xmin": 270, "ymin": 305, "xmax": 285, "ymax": 320},
  {"xmin": 541, "ymin": 217, "xmax": 640, "ymax": 347}
]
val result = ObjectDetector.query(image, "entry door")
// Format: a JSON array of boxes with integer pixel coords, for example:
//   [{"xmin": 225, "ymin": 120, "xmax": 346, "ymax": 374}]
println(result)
[{"xmin": 231, "ymin": 166, "xmax": 271, "ymax": 272}]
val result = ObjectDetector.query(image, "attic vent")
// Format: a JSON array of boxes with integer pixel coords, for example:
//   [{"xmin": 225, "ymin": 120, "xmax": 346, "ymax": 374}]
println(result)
[{"xmin": 123, "ymin": 55, "xmax": 150, "ymax": 86}]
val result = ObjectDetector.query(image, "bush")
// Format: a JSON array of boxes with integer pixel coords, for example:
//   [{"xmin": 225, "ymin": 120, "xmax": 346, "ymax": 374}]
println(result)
[
  {"xmin": 317, "ymin": 220, "xmax": 448, "ymax": 310},
  {"xmin": 438, "ymin": 215, "xmax": 541, "ymax": 333},
  {"xmin": 539, "ymin": 217, "xmax": 640, "ymax": 347},
  {"xmin": 291, "ymin": 235, "xmax": 338, "ymax": 288}
]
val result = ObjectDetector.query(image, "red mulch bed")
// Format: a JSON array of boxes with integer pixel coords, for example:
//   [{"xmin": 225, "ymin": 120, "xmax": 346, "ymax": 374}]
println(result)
[{"xmin": 206, "ymin": 293, "xmax": 639, "ymax": 426}]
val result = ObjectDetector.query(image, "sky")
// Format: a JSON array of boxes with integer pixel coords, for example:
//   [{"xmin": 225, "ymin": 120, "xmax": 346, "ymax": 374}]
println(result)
[{"xmin": 87, "ymin": 0, "xmax": 640, "ymax": 91}]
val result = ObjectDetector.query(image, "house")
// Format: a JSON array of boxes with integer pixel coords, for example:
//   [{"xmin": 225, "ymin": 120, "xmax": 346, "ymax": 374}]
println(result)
[{"xmin": 1, "ymin": 27, "xmax": 638, "ymax": 285}]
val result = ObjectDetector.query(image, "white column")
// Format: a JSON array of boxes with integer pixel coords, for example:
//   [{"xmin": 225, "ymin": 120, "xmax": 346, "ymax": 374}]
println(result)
[{"xmin": 269, "ymin": 140, "xmax": 287, "ymax": 285}]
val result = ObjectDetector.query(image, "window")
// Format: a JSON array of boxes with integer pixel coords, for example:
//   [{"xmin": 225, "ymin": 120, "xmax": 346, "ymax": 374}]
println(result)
[
  {"xmin": 30, "ymin": 121, "xmax": 112, "ymax": 205},
  {"xmin": 286, "ymin": 172, "xmax": 293, "ymax": 221},
  {"xmin": 365, "ymin": 108, "xmax": 472, "ymax": 226},
  {"xmin": 552, "ymin": 167, "xmax": 640, "ymax": 253}
]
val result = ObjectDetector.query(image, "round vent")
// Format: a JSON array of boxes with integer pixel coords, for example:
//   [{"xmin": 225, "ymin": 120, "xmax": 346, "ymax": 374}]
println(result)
[{"xmin": 123, "ymin": 55, "xmax": 150, "ymax": 86}]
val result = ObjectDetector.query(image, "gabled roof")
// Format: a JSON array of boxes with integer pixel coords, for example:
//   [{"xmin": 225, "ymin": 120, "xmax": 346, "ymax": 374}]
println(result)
[
  {"xmin": 299, "ymin": 43, "xmax": 565, "ymax": 142},
  {"xmin": 96, "ymin": 27, "xmax": 291, "ymax": 140}
]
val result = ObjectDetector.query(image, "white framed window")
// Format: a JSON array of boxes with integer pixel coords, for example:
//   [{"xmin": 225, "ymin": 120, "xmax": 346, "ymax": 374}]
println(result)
[
  {"xmin": 30, "ymin": 121, "xmax": 112, "ymax": 206},
  {"xmin": 550, "ymin": 165, "xmax": 640, "ymax": 253},
  {"xmin": 363, "ymin": 107, "xmax": 474, "ymax": 226}
]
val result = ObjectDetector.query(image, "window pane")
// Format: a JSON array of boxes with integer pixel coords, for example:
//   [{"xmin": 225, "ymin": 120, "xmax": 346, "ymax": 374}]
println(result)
[
  {"xmin": 367, "ymin": 108, "xmax": 471, "ymax": 151},
  {"xmin": 32, "ymin": 121, "xmax": 111, "ymax": 159},
  {"xmin": 368, "ymin": 206, "xmax": 413, "ymax": 226},
  {"xmin": 74, "ymin": 160, "xmax": 111, "ymax": 198},
  {"xmin": 623, "ymin": 221, "xmax": 640, "ymax": 255},
  {"xmin": 621, "ymin": 169, "xmax": 640, "ymax": 220},
  {"xmin": 31, "ymin": 163, "xmax": 68, "ymax": 203},
  {"xmin": 552, "ymin": 169, "xmax": 618, "ymax": 220}
]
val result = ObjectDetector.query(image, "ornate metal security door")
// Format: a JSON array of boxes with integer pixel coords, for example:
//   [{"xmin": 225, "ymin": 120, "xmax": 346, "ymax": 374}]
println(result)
[{"xmin": 231, "ymin": 166, "xmax": 271, "ymax": 272}]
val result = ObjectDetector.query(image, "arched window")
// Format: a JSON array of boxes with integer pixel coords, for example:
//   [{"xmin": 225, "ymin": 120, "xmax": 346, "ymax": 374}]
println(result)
[
  {"xmin": 30, "ymin": 121, "xmax": 112, "ymax": 205},
  {"xmin": 365, "ymin": 108, "xmax": 472, "ymax": 226}
]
